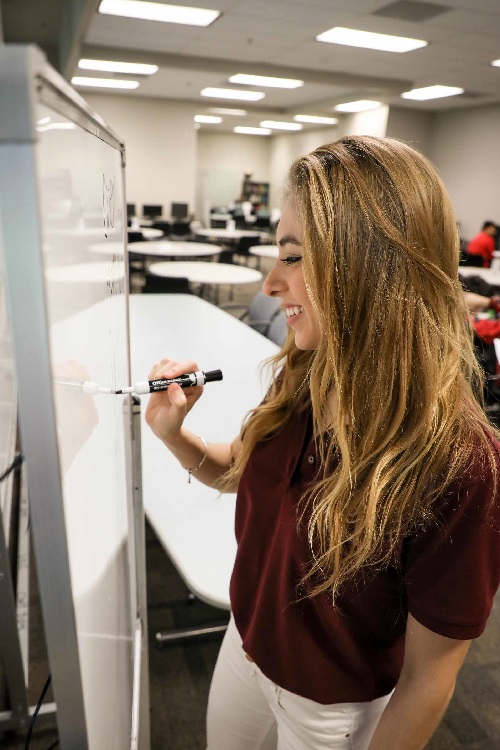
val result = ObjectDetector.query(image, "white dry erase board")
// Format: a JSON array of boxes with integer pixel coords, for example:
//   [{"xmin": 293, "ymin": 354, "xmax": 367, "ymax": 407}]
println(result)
[{"xmin": 0, "ymin": 46, "xmax": 149, "ymax": 749}]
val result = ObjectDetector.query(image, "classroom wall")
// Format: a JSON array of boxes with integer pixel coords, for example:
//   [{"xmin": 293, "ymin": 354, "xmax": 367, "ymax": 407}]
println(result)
[
  {"xmin": 268, "ymin": 105, "xmax": 389, "ymax": 208},
  {"xmin": 385, "ymin": 106, "xmax": 435, "ymax": 157},
  {"xmin": 84, "ymin": 93, "xmax": 198, "ymax": 218},
  {"xmin": 427, "ymin": 103, "xmax": 500, "ymax": 240},
  {"xmin": 196, "ymin": 131, "xmax": 272, "ymax": 223}
]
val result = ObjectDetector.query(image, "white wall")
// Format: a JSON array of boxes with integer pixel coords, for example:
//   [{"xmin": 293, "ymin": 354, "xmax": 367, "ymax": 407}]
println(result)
[
  {"xmin": 427, "ymin": 104, "xmax": 500, "ymax": 240},
  {"xmin": 196, "ymin": 132, "xmax": 271, "ymax": 222},
  {"xmin": 385, "ymin": 106, "xmax": 434, "ymax": 157},
  {"xmin": 268, "ymin": 105, "xmax": 389, "ymax": 209},
  {"xmin": 84, "ymin": 93, "xmax": 198, "ymax": 218}
]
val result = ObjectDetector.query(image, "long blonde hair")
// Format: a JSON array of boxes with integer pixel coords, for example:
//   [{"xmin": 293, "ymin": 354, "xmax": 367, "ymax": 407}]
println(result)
[{"xmin": 226, "ymin": 135, "xmax": 498, "ymax": 602}]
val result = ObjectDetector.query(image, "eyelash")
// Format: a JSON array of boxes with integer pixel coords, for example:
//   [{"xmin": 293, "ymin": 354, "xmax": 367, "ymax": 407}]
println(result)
[{"xmin": 281, "ymin": 255, "xmax": 302, "ymax": 266}]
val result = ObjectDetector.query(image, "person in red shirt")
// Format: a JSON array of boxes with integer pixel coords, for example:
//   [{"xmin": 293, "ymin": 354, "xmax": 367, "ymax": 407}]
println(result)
[
  {"xmin": 145, "ymin": 137, "xmax": 500, "ymax": 750},
  {"xmin": 467, "ymin": 221, "xmax": 498, "ymax": 267}
]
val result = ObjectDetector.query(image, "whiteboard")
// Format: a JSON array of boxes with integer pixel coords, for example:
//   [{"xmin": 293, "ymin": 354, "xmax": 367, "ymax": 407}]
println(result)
[{"xmin": 0, "ymin": 46, "xmax": 148, "ymax": 749}]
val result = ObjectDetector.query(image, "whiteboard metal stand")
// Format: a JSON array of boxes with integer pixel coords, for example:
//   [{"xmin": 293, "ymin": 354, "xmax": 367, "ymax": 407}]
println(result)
[{"xmin": 0, "ymin": 45, "xmax": 149, "ymax": 749}]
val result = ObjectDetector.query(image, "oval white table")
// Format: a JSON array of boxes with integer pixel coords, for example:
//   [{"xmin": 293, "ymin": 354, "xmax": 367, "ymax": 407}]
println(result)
[
  {"xmin": 458, "ymin": 266, "xmax": 500, "ymax": 287},
  {"xmin": 148, "ymin": 260, "xmax": 262, "ymax": 304},
  {"xmin": 128, "ymin": 241, "xmax": 221, "ymax": 258},
  {"xmin": 90, "ymin": 240, "xmax": 221, "ymax": 259},
  {"xmin": 194, "ymin": 227, "xmax": 264, "ymax": 242},
  {"xmin": 128, "ymin": 227, "xmax": 163, "ymax": 240},
  {"xmin": 249, "ymin": 244, "xmax": 278, "ymax": 269}
]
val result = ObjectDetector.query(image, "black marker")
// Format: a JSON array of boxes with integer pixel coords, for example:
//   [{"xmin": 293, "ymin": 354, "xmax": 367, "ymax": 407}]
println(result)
[{"xmin": 116, "ymin": 369, "xmax": 223, "ymax": 395}]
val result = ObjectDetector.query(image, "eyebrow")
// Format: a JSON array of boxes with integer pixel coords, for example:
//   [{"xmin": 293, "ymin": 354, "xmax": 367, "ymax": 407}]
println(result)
[{"xmin": 278, "ymin": 234, "xmax": 303, "ymax": 248}]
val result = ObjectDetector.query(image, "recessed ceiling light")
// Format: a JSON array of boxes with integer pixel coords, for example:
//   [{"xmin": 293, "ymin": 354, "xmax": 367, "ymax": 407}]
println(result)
[
  {"xmin": 260, "ymin": 120, "xmax": 303, "ymax": 131},
  {"xmin": 201, "ymin": 87, "xmax": 265, "ymax": 101},
  {"xmin": 71, "ymin": 76, "xmax": 140, "ymax": 89},
  {"xmin": 229, "ymin": 74, "xmax": 303, "ymax": 89},
  {"xmin": 294, "ymin": 115, "xmax": 338, "ymax": 124},
  {"xmin": 98, "ymin": 0, "xmax": 220, "ymax": 26},
  {"xmin": 194, "ymin": 115, "xmax": 223, "ymax": 123},
  {"xmin": 209, "ymin": 108, "xmax": 247, "ymax": 116},
  {"xmin": 78, "ymin": 59, "xmax": 158, "ymax": 75},
  {"xmin": 333, "ymin": 100, "xmax": 382, "ymax": 113},
  {"xmin": 316, "ymin": 26, "xmax": 427, "ymax": 53},
  {"xmin": 401, "ymin": 85, "xmax": 464, "ymax": 100},
  {"xmin": 234, "ymin": 126, "xmax": 271, "ymax": 135},
  {"xmin": 492, "ymin": 59, "xmax": 500, "ymax": 68}
]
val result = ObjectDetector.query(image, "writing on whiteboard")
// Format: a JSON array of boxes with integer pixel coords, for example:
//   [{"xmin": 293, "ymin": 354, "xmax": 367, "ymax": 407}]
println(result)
[{"xmin": 103, "ymin": 174, "xmax": 115, "ymax": 238}]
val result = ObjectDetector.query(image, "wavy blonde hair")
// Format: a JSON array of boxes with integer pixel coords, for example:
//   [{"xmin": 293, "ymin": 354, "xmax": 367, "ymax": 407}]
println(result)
[{"xmin": 226, "ymin": 135, "xmax": 498, "ymax": 602}]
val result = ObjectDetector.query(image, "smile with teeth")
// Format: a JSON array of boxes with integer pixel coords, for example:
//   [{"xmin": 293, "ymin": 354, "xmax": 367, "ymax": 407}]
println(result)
[{"xmin": 285, "ymin": 306, "xmax": 304, "ymax": 318}]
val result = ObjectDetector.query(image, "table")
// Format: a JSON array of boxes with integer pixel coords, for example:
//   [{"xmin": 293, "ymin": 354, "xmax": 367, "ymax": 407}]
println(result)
[
  {"xmin": 128, "ymin": 241, "xmax": 221, "ymax": 259},
  {"xmin": 89, "ymin": 240, "xmax": 221, "ymax": 259},
  {"xmin": 148, "ymin": 261, "xmax": 262, "ymax": 303},
  {"xmin": 129, "ymin": 294, "xmax": 278, "ymax": 610},
  {"xmin": 249, "ymin": 244, "xmax": 278, "ymax": 259},
  {"xmin": 458, "ymin": 267, "xmax": 500, "ymax": 287},
  {"xmin": 129, "ymin": 227, "xmax": 163, "ymax": 240},
  {"xmin": 249, "ymin": 244, "xmax": 278, "ymax": 269},
  {"xmin": 194, "ymin": 228, "xmax": 264, "ymax": 241}
]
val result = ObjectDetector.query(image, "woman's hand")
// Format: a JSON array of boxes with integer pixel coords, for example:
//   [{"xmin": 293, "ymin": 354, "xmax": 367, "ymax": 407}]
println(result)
[{"xmin": 144, "ymin": 358, "xmax": 204, "ymax": 445}]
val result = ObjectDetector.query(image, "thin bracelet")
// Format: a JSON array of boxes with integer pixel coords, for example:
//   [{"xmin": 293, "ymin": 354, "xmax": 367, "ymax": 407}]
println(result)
[{"xmin": 187, "ymin": 436, "xmax": 208, "ymax": 483}]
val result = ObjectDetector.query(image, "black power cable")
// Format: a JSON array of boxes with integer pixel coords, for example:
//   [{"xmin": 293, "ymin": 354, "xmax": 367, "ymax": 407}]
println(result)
[{"xmin": 24, "ymin": 673, "xmax": 52, "ymax": 749}]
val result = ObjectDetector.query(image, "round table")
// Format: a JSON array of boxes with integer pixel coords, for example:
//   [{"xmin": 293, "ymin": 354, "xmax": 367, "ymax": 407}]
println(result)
[
  {"xmin": 194, "ymin": 228, "xmax": 264, "ymax": 241},
  {"xmin": 89, "ymin": 241, "xmax": 220, "ymax": 259},
  {"xmin": 148, "ymin": 261, "xmax": 262, "ymax": 304},
  {"xmin": 128, "ymin": 241, "xmax": 221, "ymax": 258},
  {"xmin": 129, "ymin": 227, "xmax": 163, "ymax": 240},
  {"xmin": 249, "ymin": 244, "xmax": 278, "ymax": 258}
]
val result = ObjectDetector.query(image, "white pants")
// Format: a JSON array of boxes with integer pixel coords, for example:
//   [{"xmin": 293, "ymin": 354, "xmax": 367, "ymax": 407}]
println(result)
[{"xmin": 207, "ymin": 616, "xmax": 392, "ymax": 750}]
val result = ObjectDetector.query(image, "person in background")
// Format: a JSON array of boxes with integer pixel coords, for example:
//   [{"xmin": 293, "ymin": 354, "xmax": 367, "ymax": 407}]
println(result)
[
  {"xmin": 146, "ymin": 137, "xmax": 500, "ymax": 750},
  {"xmin": 466, "ymin": 220, "xmax": 498, "ymax": 268}
]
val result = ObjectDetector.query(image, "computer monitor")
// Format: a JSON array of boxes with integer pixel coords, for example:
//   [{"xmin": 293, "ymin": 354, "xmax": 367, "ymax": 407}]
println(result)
[
  {"xmin": 171, "ymin": 202, "xmax": 189, "ymax": 220},
  {"xmin": 126, "ymin": 203, "xmax": 136, "ymax": 218},
  {"xmin": 142, "ymin": 204, "xmax": 163, "ymax": 218}
]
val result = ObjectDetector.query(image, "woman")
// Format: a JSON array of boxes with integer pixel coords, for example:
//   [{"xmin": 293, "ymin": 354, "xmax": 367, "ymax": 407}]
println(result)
[{"xmin": 145, "ymin": 136, "xmax": 500, "ymax": 749}]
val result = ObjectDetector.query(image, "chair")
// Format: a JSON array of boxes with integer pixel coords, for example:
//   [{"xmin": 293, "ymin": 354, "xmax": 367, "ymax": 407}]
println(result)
[
  {"xmin": 150, "ymin": 221, "xmax": 170, "ymax": 237},
  {"xmin": 267, "ymin": 312, "xmax": 288, "ymax": 346},
  {"xmin": 220, "ymin": 292, "xmax": 281, "ymax": 337},
  {"xmin": 169, "ymin": 221, "xmax": 192, "ymax": 240},
  {"xmin": 142, "ymin": 273, "xmax": 191, "ymax": 294}
]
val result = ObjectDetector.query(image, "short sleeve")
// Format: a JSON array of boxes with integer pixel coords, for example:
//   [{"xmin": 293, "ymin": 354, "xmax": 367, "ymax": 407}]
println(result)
[{"xmin": 404, "ymin": 451, "xmax": 500, "ymax": 640}]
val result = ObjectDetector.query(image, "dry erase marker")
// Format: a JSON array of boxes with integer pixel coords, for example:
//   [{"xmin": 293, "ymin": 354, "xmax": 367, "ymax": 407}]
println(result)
[{"xmin": 117, "ymin": 369, "xmax": 223, "ymax": 395}]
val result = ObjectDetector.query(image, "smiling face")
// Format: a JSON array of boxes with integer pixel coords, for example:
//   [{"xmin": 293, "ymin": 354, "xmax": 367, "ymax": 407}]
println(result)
[{"xmin": 262, "ymin": 198, "xmax": 322, "ymax": 350}]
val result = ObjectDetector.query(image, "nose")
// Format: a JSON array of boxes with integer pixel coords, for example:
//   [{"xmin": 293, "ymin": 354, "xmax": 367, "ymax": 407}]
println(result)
[{"xmin": 262, "ymin": 259, "xmax": 286, "ymax": 298}]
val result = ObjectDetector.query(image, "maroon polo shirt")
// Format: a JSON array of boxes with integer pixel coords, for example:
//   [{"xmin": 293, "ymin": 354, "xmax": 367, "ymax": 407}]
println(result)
[{"xmin": 229, "ymin": 404, "xmax": 500, "ymax": 704}]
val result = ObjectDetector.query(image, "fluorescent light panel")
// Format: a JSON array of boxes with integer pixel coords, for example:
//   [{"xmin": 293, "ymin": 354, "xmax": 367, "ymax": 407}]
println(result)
[
  {"xmin": 78, "ymin": 58, "xmax": 158, "ymax": 75},
  {"xmin": 72, "ymin": 76, "xmax": 140, "ymax": 89},
  {"xmin": 401, "ymin": 85, "xmax": 464, "ymax": 100},
  {"xmin": 209, "ymin": 108, "xmax": 247, "ymax": 116},
  {"xmin": 294, "ymin": 114, "xmax": 338, "ymax": 124},
  {"xmin": 229, "ymin": 74, "xmax": 303, "ymax": 89},
  {"xmin": 201, "ymin": 87, "xmax": 265, "ymax": 101},
  {"xmin": 260, "ymin": 120, "xmax": 302, "ymax": 131},
  {"xmin": 316, "ymin": 26, "xmax": 427, "ymax": 53},
  {"xmin": 98, "ymin": 0, "xmax": 220, "ymax": 26},
  {"xmin": 334, "ymin": 100, "xmax": 381, "ymax": 113},
  {"xmin": 194, "ymin": 115, "xmax": 222, "ymax": 123},
  {"xmin": 234, "ymin": 126, "xmax": 271, "ymax": 135},
  {"xmin": 492, "ymin": 60, "xmax": 500, "ymax": 68}
]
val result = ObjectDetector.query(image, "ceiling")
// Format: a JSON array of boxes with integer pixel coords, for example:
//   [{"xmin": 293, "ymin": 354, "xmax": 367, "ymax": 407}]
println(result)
[{"xmin": 2, "ymin": 0, "xmax": 500, "ymax": 134}]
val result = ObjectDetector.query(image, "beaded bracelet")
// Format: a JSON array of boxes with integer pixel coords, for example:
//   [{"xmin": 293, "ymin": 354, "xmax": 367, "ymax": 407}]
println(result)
[{"xmin": 187, "ymin": 436, "xmax": 208, "ymax": 483}]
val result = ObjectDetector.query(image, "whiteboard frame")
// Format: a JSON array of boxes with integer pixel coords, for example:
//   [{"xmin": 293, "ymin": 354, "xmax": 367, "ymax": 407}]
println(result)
[{"xmin": 0, "ymin": 45, "xmax": 147, "ymax": 749}]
